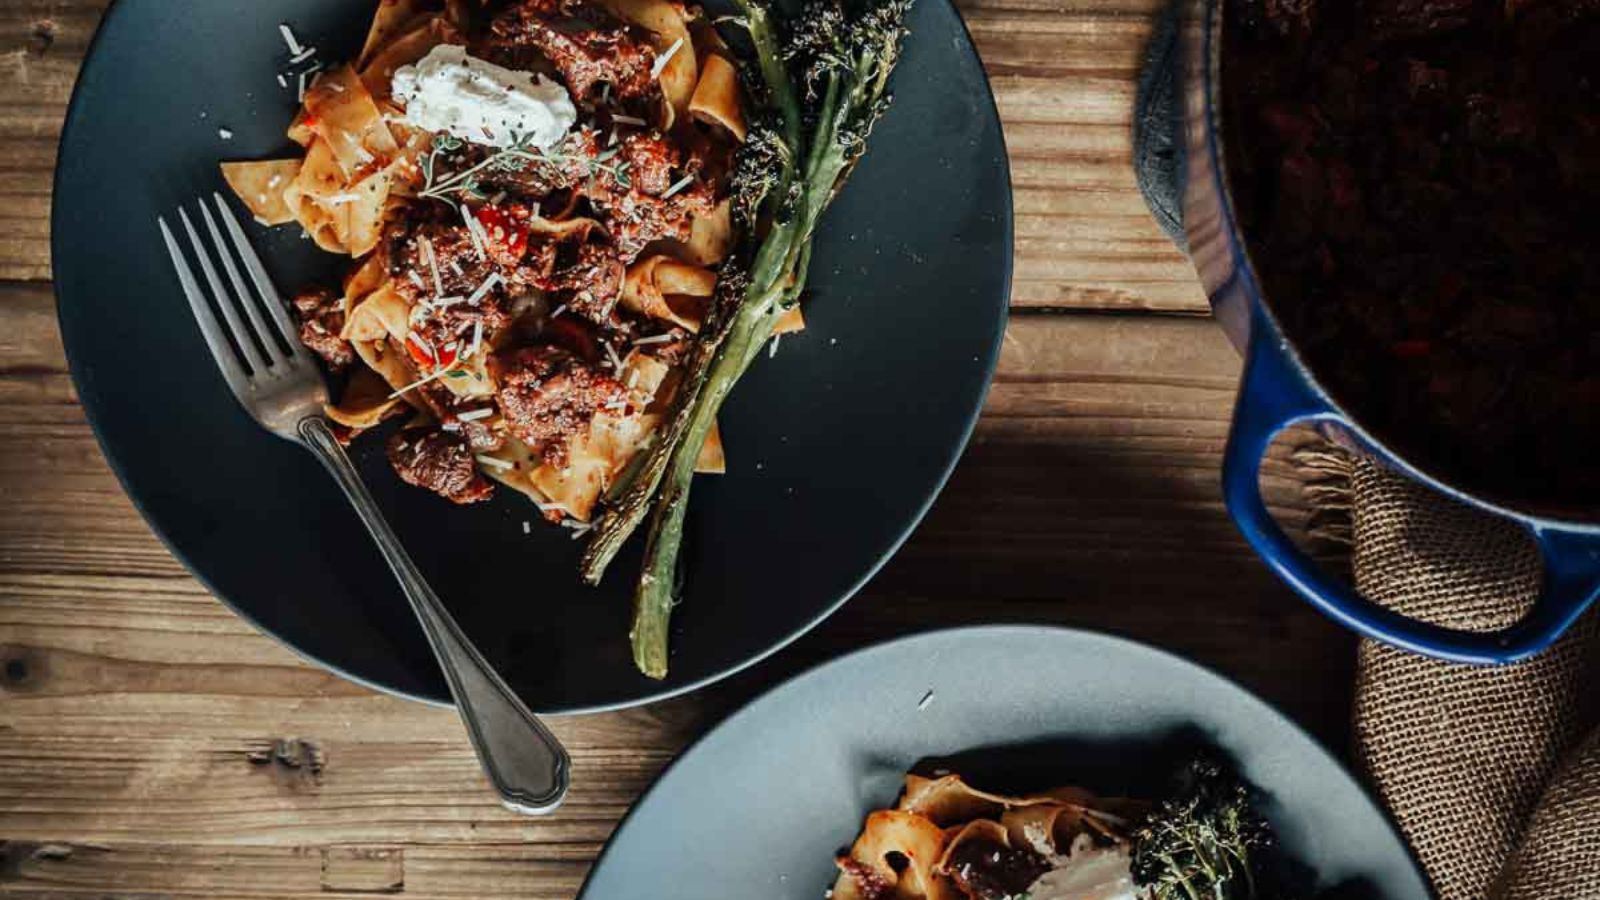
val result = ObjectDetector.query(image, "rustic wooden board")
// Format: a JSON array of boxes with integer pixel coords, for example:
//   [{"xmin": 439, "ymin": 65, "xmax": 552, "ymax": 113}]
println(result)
[
  {"xmin": 0, "ymin": 1, "xmax": 1357, "ymax": 897},
  {"xmin": 0, "ymin": 0, "xmax": 1205, "ymax": 310}
]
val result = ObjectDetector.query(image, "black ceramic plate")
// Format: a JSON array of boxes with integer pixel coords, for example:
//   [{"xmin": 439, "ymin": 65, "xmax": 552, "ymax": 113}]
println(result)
[
  {"xmin": 52, "ymin": 1, "xmax": 1011, "ymax": 711},
  {"xmin": 580, "ymin": 626, "xmax": 1432, "ymax": 899}
]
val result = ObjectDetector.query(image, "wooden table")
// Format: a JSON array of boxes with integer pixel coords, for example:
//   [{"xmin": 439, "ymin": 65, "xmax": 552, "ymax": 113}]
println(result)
[{"xmin": 0, "ymin": 1, "xmax": 1354, "ymax": 896}]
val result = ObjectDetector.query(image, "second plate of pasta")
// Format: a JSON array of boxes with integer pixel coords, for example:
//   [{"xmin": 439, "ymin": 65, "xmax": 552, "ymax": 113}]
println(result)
[{"xmin": 578, "ymin": 627, "xmax": 1430, "ymax": 899}]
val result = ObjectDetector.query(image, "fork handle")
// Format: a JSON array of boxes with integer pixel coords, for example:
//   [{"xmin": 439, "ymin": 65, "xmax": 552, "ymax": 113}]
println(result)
[{"xmin": 299, "ymin": 416, "xmax": 571, "ymax": 814}]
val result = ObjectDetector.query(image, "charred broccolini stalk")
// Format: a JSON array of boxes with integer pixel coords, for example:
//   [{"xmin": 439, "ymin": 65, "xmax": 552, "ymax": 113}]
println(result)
[
  {"xmin": 578, "ymin": 0, "xmax": 914, "ymax": 678},
  {"xmin": 1132, "ymin": 758, "xmax": 1299, "ymax": 900}
]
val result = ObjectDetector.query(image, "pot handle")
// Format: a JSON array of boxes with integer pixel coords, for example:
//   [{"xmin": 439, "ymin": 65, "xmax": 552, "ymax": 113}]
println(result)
[{"xmin": 1223, "ymin": 322, "xmax": 1600, "ymax": 664}]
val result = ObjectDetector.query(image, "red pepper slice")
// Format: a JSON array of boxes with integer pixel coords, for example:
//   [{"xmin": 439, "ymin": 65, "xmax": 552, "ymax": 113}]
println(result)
[
  {"xmin": 405, "ymin": 334, "xmax": 459, "ymax": 372},
  {"xmin": 404, "ymin": 333, "xmax": 434, "ymax": 368},
  {"xmin": 474, "ymin": 206, "xmax": 529, "ymax": 259}
]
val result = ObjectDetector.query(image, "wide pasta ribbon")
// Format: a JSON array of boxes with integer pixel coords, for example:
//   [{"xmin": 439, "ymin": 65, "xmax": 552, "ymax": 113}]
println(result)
[{"xmin": 833, "ymin": 774, "xmax": 1146, "ymax": 900}]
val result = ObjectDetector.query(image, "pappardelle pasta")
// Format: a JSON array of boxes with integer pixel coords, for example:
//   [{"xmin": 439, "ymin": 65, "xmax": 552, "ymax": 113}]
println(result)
[
  {"xmin": 226, "ymin": 0, "xmax": 789, "ymax": 522},
  {"xmin": 832, "ymin": 772, "xmax": 1150, "ymax": 900},
  {"xmin": 832, "ymin": 759, "xmax": 1307, "ymax": 900},
  {"xmin": 225, "ymin": 0, "xmax": 913, "ymax": 678}
]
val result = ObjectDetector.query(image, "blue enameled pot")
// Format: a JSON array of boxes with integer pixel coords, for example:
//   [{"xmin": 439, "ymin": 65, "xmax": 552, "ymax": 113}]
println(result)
[{"xmin": 1180, "ymin": 0, "xmax": 1600, "ymax": 664}]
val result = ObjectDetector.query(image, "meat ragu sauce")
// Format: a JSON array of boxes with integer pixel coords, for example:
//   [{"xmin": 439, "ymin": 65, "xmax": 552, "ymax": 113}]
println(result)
[
  {"xmin": 290, "ymin": 0, "xmax": 727, "ymax": 508},
  {"xmin": 1223, "ymin": 0, "xmax": 1600, "ymax": 511}
]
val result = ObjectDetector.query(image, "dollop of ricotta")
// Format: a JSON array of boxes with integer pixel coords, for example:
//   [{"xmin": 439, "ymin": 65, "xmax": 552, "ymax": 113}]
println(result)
[
  {"xmin": 1024, "ymin": 834, "xmax": 1147, "ymax": 900},
  {"xmin": 391, "ymin": 45, "xmax": 576, "ymax": 150}
]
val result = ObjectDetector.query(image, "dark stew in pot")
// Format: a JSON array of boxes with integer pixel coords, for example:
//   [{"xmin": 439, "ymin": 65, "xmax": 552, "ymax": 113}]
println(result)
[{"xmin": 1223, "ymin": 0, "xmax": 1600, "ymax": 512}]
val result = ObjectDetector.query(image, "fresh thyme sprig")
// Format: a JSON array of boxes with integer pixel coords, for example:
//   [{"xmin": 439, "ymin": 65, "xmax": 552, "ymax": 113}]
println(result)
[
  {"xmin": 418, "ymin": 131, "xmax": 633, "ymax": 203},
  {"xmin": 1132, "ymin": 758, "xmax": 1299, "ymax": 900}
]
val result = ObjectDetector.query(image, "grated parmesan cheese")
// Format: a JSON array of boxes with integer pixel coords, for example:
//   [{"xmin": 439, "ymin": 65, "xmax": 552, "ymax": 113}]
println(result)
[
  {"xmin": 475, "ymin": 454, "xmax": 515, "ymax": 471},
  {"xmin": 460, "ymin": 204, "xmax": 489, "ymax": 261},
  {"xmin": 467, "ymin": 272, "xmax": 503, "ymax": 306},
  {"xmin": 387, "ymin": 368, "xmax": 450, "ymax": 398},
  {"xmin": 278, "ymin": 23, "xmax": 305, "ymax": 56},
  {"xmin": 649, "ymin": 38, "xmax": 684, "ymax": 80},
  {"xmin": 420, "ymin": 235, "xmax": 444, "ymax": 298}
]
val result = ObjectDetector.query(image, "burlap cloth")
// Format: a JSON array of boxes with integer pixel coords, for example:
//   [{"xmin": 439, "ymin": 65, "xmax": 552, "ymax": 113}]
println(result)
[{"xmin": 1302, "ymin": 451, "xmax": 1600, "ymax": 898}]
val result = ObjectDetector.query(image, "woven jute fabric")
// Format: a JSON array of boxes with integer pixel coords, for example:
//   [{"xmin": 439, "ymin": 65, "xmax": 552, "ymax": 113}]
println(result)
[
  {"xmin": 1494, "ymin": 725, "xmax": 1600, "ymax": 899},
  {"xmin": 1338, "ymin": 458, "xmax": 1600, "ymax": 900}
]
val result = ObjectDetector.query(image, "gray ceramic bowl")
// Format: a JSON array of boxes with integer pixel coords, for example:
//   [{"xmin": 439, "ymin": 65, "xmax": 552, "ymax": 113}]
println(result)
[{"xmin": 581, "ymin": 626, "xmax": 1432, "ymax": 899}]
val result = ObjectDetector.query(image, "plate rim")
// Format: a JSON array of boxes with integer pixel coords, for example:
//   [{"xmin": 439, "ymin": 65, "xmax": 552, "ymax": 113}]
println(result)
[
  {"xmin": 49, "ymin": 0, "xmax": 1016, "ymax": 714},
  {"xmin": 577, "ymin": 624, "xmax": 1431, "ymax": 897}
]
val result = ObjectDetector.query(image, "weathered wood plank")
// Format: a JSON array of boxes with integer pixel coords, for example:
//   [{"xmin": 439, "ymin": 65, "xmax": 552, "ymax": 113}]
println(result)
[
  {"xmin": 0, "ymin": 0, "xmax": 1204, "ymax": 310},
  {"xmin": 962, "ymin": 0, "xmax": 1205, "ymax": 310},
  {"xmin": 0, "ymin": 840, "xmax": 590, "ymax": 899},
  {"xmin": 0, "ymin": 3, "xmax": 103, "ymax": 282}
]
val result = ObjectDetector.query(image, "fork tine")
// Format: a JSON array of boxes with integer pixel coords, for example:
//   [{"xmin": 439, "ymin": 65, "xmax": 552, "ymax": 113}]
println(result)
[
  {"xmin": 177, "ymin": 206, "xmax": 272, "ymax": 376},
  {"xmin": 159, "ymin": 216, "xmax": 253, "ymax": 403},
  {"xmin": 210, "ymin": 192, "xmax": 306, "ymax": 362},
  {"xmin": 198, "ymin": 199, "xmax": 290, "ymax": 368}
]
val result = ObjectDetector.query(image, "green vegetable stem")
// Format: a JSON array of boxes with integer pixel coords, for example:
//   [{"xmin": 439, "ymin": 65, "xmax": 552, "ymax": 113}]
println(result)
[{"xmin": 578, "ymin": 0, "xmax": 914, "ymax": 678}]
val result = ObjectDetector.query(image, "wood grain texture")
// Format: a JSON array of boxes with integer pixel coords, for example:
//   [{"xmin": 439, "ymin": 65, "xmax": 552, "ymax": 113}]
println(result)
[
  {"xmin": 0, "ymin": 1, "xmax": 1352, "ymax": 897},
  {"xmin": 964, "ymin": 0, "xmax": 1206, "ymax": 310},
  {"xmin": 0, "ymin": 2, "xmax": 103, "ymax": 282},
  {"xmin": 0, "ymin": 0, "xmax": 1204, "ymax": 310}
]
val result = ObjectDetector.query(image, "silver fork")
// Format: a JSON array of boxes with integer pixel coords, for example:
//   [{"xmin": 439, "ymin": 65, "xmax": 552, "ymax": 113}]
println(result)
[{"xmin": 159, "ymin": 193, "xmax": 569, "ymax": 815}]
